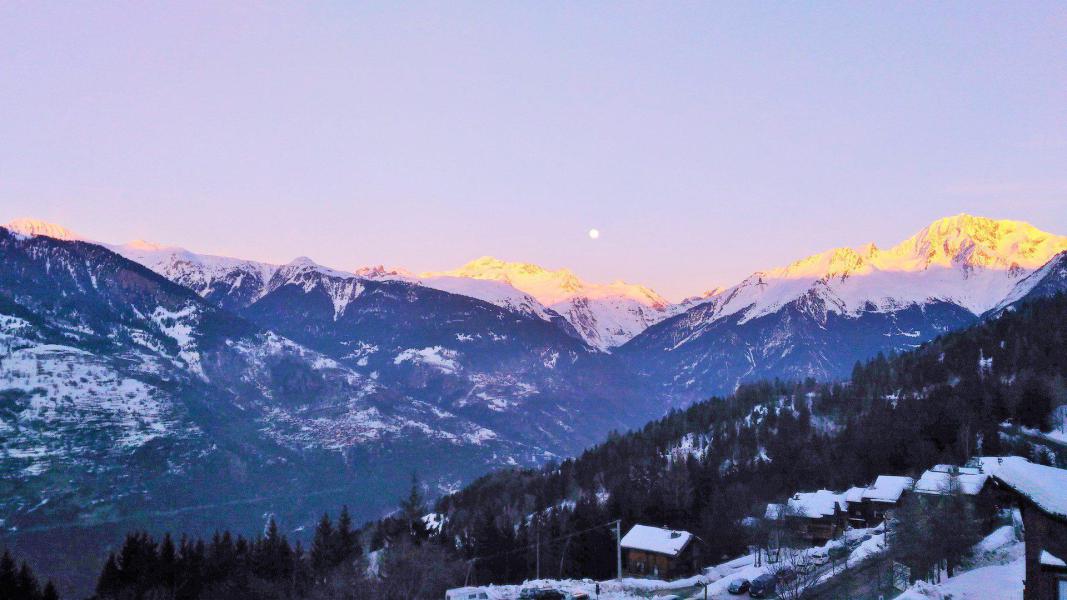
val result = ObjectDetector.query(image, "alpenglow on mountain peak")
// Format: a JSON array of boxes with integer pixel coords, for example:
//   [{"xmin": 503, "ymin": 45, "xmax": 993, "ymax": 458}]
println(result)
[
  {"xmin": 5, "ymin": 218, "xmax": 85, "ymax": 241},
  {"xmin": 771, "ymin": 214, "xmax": 1067, "ymax": 282}
]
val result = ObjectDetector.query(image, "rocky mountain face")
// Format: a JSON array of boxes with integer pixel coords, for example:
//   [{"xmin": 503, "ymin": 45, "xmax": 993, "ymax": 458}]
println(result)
[{"xmin": 620, "ymin": 215, "xmax": 1067, "ymax": 402}]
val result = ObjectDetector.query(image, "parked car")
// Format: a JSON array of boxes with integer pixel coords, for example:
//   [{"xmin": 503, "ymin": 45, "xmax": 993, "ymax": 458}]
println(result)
[
  {"xmin": 726, "ymin": 577, "xmax": 750, "ymax": 594},
  {"xmin": 517, "ymin": 589, "xmax": 587, "ymax": 600},
  {"xmin": 749, "ymin": 573, "xmax": 777, "ymax": 598},
  {"xmin": 446, "ymin": 589, "xmax": 489, "ymax": 600},
  {"xmin": 811, "ymin": 548, "xmax": 830, "ymax": 566}
]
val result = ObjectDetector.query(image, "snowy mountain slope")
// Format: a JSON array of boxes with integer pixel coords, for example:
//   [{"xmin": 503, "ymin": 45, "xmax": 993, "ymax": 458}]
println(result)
[
  {"xmin": 239, "ymin": 256, "xmax": 650, "ymax": 452},
  {"xmin": 105, "ymin": 232, "xmax": 593, "ymax": 344},
  {"xmin": 109, "ymin": 240, "xmax": 278, "ymax": 312},
  {"xmin": 988, "ymin": 250, "xmax": 1067, "ymax": 316},
  {"xmin": 0, "ymin": 226, "xmax": 561, "ymax": 541},
  {"xmin": 422, "ymin": 256, "xmax": 679, "ymax": 350},
  {"xmin": 13, "ymin": 219, "xmax": 674, "ymax": 350},
  {"xmin": 356, "ymin": 265, "xmax": 584, "ymax": 340},
  {"xmin": 623, "ymin": 215, "xmax": 1067, "ymax": 401}
]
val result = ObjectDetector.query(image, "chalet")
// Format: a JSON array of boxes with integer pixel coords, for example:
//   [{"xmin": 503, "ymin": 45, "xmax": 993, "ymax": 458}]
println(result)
[
  {"xmin": 843, "ymin": 486, "xmax": 867, "ymax": 528},
  {"xmin": 990, "ymin": 457, "xmax": 1067, "ymax": 600},
  {"xmin": 765, "ymin": 489, "xmax": 847, "ymax": 545},
  {"xmin": 620, "ymin": 524, "xmax": 697, "ymax": 579},
  {"xmin": 858, "ymin": 475, "xmax": 913, "ymax": 525},
  {"xmin": 914, "ymin": 464, "xmax": 989, "ymax": 497}
]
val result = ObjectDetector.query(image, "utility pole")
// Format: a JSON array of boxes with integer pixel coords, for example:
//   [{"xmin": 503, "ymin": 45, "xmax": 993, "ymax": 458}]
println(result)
[{"xmin": 615, "ymin": 520, "xmax": 623, "ymax": 581}]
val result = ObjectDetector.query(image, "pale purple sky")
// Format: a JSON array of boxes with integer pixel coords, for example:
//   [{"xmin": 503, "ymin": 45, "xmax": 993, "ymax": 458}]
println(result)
[{"xmin": 3, "ymin": 3, "xmax": 1066, "ymax": 300}]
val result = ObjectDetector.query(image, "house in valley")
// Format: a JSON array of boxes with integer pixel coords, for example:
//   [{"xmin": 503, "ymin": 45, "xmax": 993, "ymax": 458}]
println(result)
[
  {"xmin": 914, "ymin": 464, "xmax": 995, "ymax": 518},
  {"xmin": 765, "ymin": 489, "xmax": 847, "ymax": 545},
  {"xmin": 858, "ymin": 475, "xmax": 914, "ymax": 525},
  {"xmin": 620, "ymin": 524, "xmax": 698, "ymax": 579},
  {"xmin": 989, "ymin": 457, "xmax": 1067, "ymax": 600},
  {"xmin": 843, "ymin": 486, "xmax": 868, "ymax": 528}
]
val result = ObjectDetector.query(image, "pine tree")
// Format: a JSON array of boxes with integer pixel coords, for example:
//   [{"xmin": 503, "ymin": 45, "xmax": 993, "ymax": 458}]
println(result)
[
  {"xmin": 336, "ymin": 505, "xmax": 360, "ymax": 563},
  {"xmin": 0, "ymin": 550, "xmax": 18, "ymax": 598},
  {"xmin": 310, "ymin": 512, "xmax": 335, "ymax": 575},
  {"xmin": 41, "ymin": 581, "xmax": 59, "ymax": 600},
  {"xmin": 400, "ymin": 473, "xmax": 429, "ymax": 541},
  {"xmin": 96, "ymin": 553, "xmax": 121, "ymax": 598},
  {"xmin": 15, "ymin": 561, "xmax": 40, "ymax": 599}
]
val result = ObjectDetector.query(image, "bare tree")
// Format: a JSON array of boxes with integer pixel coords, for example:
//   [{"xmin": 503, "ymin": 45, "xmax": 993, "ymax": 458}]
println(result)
[{"xmin": 767, "ymin": 547, "xmax": 821, "ymax": 600}]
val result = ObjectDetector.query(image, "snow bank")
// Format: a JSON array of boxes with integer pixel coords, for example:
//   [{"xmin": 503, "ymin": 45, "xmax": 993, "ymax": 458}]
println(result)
[{"xmin": 894, "ymin": 556, "xmax": 1023, "ymax": 600}]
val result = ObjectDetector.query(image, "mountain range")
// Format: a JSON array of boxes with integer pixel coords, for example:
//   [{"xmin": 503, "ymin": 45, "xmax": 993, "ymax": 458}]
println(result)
[{"xmin": 2, "ymin": 213, "xmax": 1067, "ymax": 594}]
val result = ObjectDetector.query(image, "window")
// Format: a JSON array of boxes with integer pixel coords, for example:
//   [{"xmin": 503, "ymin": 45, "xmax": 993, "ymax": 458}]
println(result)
[{"xmin": 1058, "ymin": 578, "xmax": 1066, "ymax": 600}]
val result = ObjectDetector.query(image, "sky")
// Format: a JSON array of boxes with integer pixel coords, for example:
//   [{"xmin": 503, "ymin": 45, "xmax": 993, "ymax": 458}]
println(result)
[{"xmin": 2, "ymin": 3, "xmax": 1066, "ymax": 300}]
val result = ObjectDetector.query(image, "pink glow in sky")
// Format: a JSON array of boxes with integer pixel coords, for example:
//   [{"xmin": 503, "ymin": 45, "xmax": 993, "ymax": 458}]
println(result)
[{"xmin": 2, "ymin": 3, "xmax": 1066, "ymax": 300}]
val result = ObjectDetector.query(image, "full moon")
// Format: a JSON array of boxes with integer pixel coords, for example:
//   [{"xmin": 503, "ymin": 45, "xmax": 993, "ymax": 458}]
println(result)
[{"xmin": 588, "ymin": 228, "xmax": 600, "ymax": 240}]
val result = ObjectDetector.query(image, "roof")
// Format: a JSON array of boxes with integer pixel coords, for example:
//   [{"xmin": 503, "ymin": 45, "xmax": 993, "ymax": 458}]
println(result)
[
  {"xmin": 620, "ymin": 524, "xmax": 693, "ymax": 557},
  {"xmin": 844, "ymin": 486, "xmax": 866, "ymax": 504},
  {"xmin": 968, "ymin": 456, "xmax": 1017, "ymax": 475},
  {"xmin": 929, "ymin": 464, "xmax": 983, "ymax": 476},
  {"xmin": 1040, "ymin": 550, "xmax": 1067, "ymax": 569},
  {"xmin": 765, "ymin": 503, "xmax": 785, "ymax": 520},
  {"xmin": 787, "ymin": 490, "xmax": 844, "ymax": 518},
  {"xmin": 862, "ymin": 476, "xmax": 914, "ymax": 503},
  {"xmin": 914, "ymin": 469, "xmax": 989, "ymax": 496},
  {"xmin": 991, "ymin": 457, "xmax": 1067, "ymax": 520}
]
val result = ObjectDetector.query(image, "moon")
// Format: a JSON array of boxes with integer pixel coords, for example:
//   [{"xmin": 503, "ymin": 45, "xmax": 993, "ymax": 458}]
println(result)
[{"xmin": 588, "ymin": 228, "xmax": 600, "ymax": 240}]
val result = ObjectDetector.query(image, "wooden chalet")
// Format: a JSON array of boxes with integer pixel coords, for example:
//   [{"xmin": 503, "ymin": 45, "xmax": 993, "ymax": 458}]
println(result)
[
  {"xmin": 620, "ymin": 524, "xmax": 698, "ymax": 580},
  {"xmin": 989, "ymin": 457, "xmax": 1067, "ymax": 600},
  {"xmin": 765, "ymin": 489, "xmax": 847, "ymax": 545}
]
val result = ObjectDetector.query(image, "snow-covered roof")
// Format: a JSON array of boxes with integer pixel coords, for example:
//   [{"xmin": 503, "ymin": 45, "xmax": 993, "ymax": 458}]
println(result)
[
  {"xmin": 929, "ymin": 464, "xmax": 983, "ymax": 476},
  {"xmin": 862, "ymin": 476, "xmax": 914, "ymax": 503},
  {"xmin": 787, "ymin": 490, "xmax": 844, "ymax": 518},
  {"xmin": 992, "ymin": 457, "xmax": 1067, "ymax": 519},
  {"xmin": 967, "ymin": 456, "xmax": 1016, "ymax": 475},
  {"xmin": 766, "ymin": 489, "xmax": 846, "ymax": 520},
  {"xmin": 914, "ymin": 469, "xmax": 989, "ymax": 496},
  {"xmin": 620, "ymin": 524, "xmax": 693, "ymax": 557},
  {"xmin": 765, "ymin": 503, "xmax": 784, "ymax": 520},
  {"xmin": 1040, "ymin": 550, "xmax": 1066, "ymax": 569},
  {"xmin": 844, "ymin": 486, "xmax": 866, "ymax": 504}
]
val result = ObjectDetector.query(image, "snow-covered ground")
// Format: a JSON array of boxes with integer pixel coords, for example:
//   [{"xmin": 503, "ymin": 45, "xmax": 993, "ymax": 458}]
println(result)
[
  {"xmin": 894, "ymin": 525, "xmax": 1025, "ymax": 600},
  {"xmin": 449, "ymin": 524, "xmax": 890, "ymax": 600},
  {"xmin": 448, "ymin": 575, "xmax": 708, "ymax": 600}
]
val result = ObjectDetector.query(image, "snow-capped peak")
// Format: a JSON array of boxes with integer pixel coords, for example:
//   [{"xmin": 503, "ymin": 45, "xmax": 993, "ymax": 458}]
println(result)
[
  {"xmin": 686, "ymin": 214, "xmax": 1067, "ymax": 328},
  {"xmin": 123, "ymin": 239, "xmax": 177, "ymax": 252},
  {"xmin": 353, "ymin": 265, "xmax": 414, "ymax": 280},
  {"xmin": 421, "ymin": 257, "xmax": 677, "ymax": 350},
  {"xmin": 5, "ymin": 218, "xmax": 86, "ymax": 241},
  {"xmin": 424, "ymin": 256, "xmax": 671, "ymax": 309}
]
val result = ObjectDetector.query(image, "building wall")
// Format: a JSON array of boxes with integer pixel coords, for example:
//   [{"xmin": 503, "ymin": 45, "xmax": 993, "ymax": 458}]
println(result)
[
  {"xmin": 624, "ymin": 547, "xmax": 695, "ymax": 579},
  {"xmin": 1020, "ymin": 503, "xmax": 1067, "ymax": 600}
]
